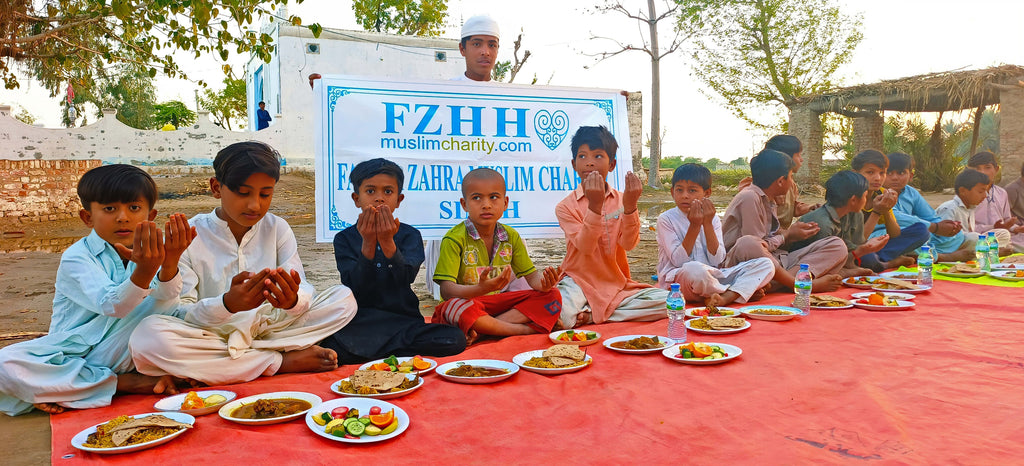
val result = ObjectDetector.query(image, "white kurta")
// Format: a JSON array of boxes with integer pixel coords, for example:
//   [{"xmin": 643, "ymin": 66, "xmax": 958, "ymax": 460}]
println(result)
[
  {"xmin": 935, "ymin": 196, "xmax": 1011, "ymax": 249},
  {"xmin": 130, "ymin": 211, "xmax": 356, "ymax": 386},
  {"xmin": 0, "ymin": 231, "xmax": 183, "ymax": 415},
  {"xmin": 656, "ymin": 208, "xmax": 774, "ymax": 303}
]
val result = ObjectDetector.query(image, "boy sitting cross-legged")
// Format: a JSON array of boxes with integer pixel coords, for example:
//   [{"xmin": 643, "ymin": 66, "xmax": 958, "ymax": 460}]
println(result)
[
  {"xmin": 555, "ymin": 126, "xmax": 668, "ymax": 329},
  {"xmin": 722, "ymin": 149, "xmax": 846, "ymax": 292},
  {"xmin": 0, "ymin": 165, "xmax": 196, "ymax": 416},
  {"xmin": 936, "ymin": 168, "xmax": 1013, "ymax": 255},
  {"xmin": 320, "ymin": 158, "xmax": 466, "ymax": 363},
  {"xmin": 852, "ymin": 150, "xmax": 927, "ymax": 270},
  {"xmin": 656, "ymin": 164, "xmax": 774, "ymax": 306},
  {"xmin": 966, "ymin": 151, "xmax": 1024, "ymax": 252},
  {"xmin": 432, "ymin": 168, "xmax": 562, "ymax": 344},
  {"xmin": 790, "ymin": 171, "xmax": 893, "ymax": 275}
]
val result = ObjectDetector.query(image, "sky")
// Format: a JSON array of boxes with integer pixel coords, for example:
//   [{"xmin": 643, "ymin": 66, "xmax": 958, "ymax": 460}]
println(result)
[{"xmin": 2, "ymin": 0, "xmax": 1023, "ymax": 161}]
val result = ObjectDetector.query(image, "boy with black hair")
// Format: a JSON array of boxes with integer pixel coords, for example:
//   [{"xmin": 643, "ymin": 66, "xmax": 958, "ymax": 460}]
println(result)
[
  {"xmin": 882, "ymin": 152, "xmax": 974, "ymax": 262},
  {"xmin": 656, "ymin": 164, "xmax": 774, "ymax": 306},
  {"xmin": 0, "ymin": 165, "xmax": 195, "ymax": 416},
  {"xmin": 555, "ymin": 125, "xmax": 668, "ymax": 328},
  {"xmin": 432, "ymin": 168, "xmax": 562, "ymax": 344},
  {"xmin": 936, "ymin": 168, "xmax": 1013, "ymax": 254},
  {"xmin": 851, "ymin": 151, "xmax": 927, "ymax": 268},
  {"xmin": 967, "ymin": 151, "xmax": 1024, "ymax": 251},
  {"xmin": 131, "ymin": 141, "xmax": 356, "ymax": 385},
  {"xmin": 723, "ymin": 149, "xmax": 846, "ymax": 292},
  {"xmin": 1005, "ymin": 161, "xmax": 1024, "ymax": 220},
  {"xmin": 791, "ymin": 171, "xmax": 891, "ymax": 273},
  {"xmin": 736, "ymin": 134, "xmax": 817, "ymax": 229},
  {"xmin": 320, "ymin": 158, "xmax": 466, "ymax": 362}
]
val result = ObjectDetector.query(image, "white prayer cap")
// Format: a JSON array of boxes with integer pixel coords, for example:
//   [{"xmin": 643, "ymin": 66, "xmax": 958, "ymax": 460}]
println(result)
[{"xmin": 461, "ymin": 15, "xmax": 500, "ymax": 40}]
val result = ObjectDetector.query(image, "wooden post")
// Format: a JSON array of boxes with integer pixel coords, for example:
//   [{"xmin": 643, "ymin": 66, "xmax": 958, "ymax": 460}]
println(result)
[{"xmin": 969, "ymin": 105, "xmax": 985, "ymax": 157}]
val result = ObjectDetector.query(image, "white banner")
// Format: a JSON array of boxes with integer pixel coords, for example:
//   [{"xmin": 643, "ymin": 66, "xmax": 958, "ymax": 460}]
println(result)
[{"xmin": 314, "ymin": 75, "xmax": 631, "ymax": 242}]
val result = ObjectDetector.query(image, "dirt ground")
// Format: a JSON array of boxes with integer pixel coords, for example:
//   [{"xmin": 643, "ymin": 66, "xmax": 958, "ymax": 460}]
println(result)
[{"xmin": 0, "ymin": 172, "xmax": 950, "ymax": 464}]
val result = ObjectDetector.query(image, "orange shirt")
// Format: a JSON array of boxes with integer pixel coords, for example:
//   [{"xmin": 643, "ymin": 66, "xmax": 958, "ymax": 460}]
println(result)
[{"xmin": 555, "ymin": 185, "xmax": 652, "ymax": 323}]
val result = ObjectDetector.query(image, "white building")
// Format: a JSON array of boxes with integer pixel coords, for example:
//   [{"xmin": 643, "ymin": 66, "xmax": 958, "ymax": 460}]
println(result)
[{"xmin": 244, "ymin": 19, "xmax": 467, "ymax": 164}]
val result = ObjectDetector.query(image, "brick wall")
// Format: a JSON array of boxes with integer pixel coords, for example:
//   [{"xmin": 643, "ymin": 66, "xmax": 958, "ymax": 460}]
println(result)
[{"xmin": 0, "ymin": 160, "xmax": 100, "ymax": 226}]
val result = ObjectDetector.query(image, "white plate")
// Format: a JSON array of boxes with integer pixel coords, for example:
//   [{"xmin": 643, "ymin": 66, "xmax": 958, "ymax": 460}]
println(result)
[
  {"xmin": 305, "ymin": 398, "xmax": 409, "ymax": 444},
  {"xmin": 71, "ymin": 412, "xmax": 194, "ymax": 454},
  {"xmin": 548, "ymin": 330, "xmax": 602, "ymax": 346},
  {"xmin": 934, "ymin": 268, "xmax": 985, "ymax": 278},
  {"xmin": 842, "ymin": 276, "xmax": 880, "ymax": 289},
  {"xmin": 739, "ymin": 305, "xmax": 803, "ymax": 321},
  {"xmin": 602, "ymin": 335, "xmax": 673, "ymax": 354},
  {"xmin": 988, "ymin": 270, "xmax": 1024, "ymax": 282},
  {"xmin": 808, "ymin": 297, "xmax": 853, "ymax": 310},
  {"xmin": 879, "ymin": 271, "xmax": 920, "ymax": 282},
  {"xmin": 436, "ymin": 359, "xmax": 519, "ymax": 384},
  {"xmin": 153, "ymin": 390, "xmax": 236, "ymax": 416},
  {"xmin": 685, "ymin": 317, "xmax": 752, "ymax": 334},
  {"xmin": 358, "ymin": 356, "xmax": 437, "ymax": 376},
  {"xmin": 992, "ymin": 262, "xmax": 1024, "ymax": 270},
  {"xmin": 661, "ymin": 343, "xmax": 742, "ymax": 365},
  {"xmin": 871, "ymin": 284, "xmax": 931, "ymax": 294},
  {"xmin": 851, "ymin": 298, "xmax": 915, "ymax": 311},
  {"xmin": 684, "ymin": 306, "xmax": 741, "ymax": 319},
  {"xmin": 218, "ymin": 391, "xmax": 321, "ymax": 425},
  {"xmin": 851, "ymin": 291, "xmax": 916, "ymax": 301},
  {"xmin": 512, "ymin": 350, "xmax": 593, "ymax": 374},
  {"xmin": 330, "ymin": 373, "xmax": 423, "ymax": 400}
]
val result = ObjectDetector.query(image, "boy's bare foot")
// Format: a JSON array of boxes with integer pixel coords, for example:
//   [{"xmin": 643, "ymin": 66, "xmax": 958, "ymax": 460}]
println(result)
[
  {"xmin": 33, "ymin": 402, "xmax": 65, "ymax": 414},
  {"xmin": 117, "ymin": 373, "xmax": 194, "ymax": 395},
  {"xmin": 811, "ymin": 274, "xmax": 843, "ymax": 292},
  {"xmin": 465, "ymin": 329, "xmax": 480, "ymax": 346},
  {"xmin": 574, "ymin": 310, "xmax": 592, "ymax": 328},
  {"xmin": 706, "ymin": 293, "xmax": 723, "ymax": 308},
  {"xmin": 884, "ymin": 256, "xmax": 915, "ymax": 269},
  {"xmin": 941, "ymin": 249, "xmax": 975, "ymax": 262},
  {"xmin": 748, "ymin": 284, "xmax": 771, "ymax": 302},
  {"xmin": 279, "ymin": 346, "xmax": 338, "ymax": 374},
  {"xmin": 839, "ymin": 267, "xmax": 873, "ymax": 278},
  {"xmin": 707, "ymin": 291, "xmax": 739, "ymax": 307}
]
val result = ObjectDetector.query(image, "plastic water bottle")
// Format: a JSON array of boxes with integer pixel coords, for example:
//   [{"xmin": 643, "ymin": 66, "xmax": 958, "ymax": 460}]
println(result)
[
  {"xmin": 976, "ymin": 234, "xmax": 990, "ymax": 271},
  {"xmin": 988, "ymin": 231, "xmax": 999, "ymax": 267},
  {"xmin": 666, "ymin": 283, "xmax": 687, "ymax": 343},
  {"xmin": 918, "ymin": 245, "xmax": 933, "ymax": 289},
  {"xmin": 793, "ymin": 264, "xmax": 812, "ymax": 314}
]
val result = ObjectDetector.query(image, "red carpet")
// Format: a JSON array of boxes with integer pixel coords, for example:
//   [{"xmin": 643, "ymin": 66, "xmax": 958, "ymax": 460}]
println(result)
[{"xmin": 51, "ymin": 280, "xmax": 1024, "ymax": 463}]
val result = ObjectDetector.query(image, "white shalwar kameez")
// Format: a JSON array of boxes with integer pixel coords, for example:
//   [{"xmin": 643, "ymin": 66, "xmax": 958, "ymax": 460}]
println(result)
[
  {"xmin": 130, "ymin": 211, "xmax": 356, "ymax": 386},
  {"xmin": 656, "ymin": 208, "xmax": 774, "ymax": 303},
  {"xmin": 0, "ymin": 231, "xmax": 183, "ymax": 415}
]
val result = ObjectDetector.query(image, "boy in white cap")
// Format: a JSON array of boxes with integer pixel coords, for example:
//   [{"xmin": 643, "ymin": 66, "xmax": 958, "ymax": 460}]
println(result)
[{"xmin": 425, "ymin": 15, "xmax": 503, "ymax": 297}]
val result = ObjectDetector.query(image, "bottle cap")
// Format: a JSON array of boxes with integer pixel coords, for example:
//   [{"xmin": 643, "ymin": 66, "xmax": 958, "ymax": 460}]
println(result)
[
  {"xmin": 670, "ymin": 283, "xmax": 680, "ymax": 291},
  {"xmin": 921, "ymin": 245, "xmax": 930, "ymax": 251}
]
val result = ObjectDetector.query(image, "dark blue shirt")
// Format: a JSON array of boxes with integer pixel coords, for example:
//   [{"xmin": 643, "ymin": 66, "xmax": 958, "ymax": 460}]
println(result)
[
  {"xmin": 333, "ymin": 222, "xmax": 423, "ymax": 318},
  {"xmin": 256, "ymin": 108, "xmax": 272, "ymax": 130}
]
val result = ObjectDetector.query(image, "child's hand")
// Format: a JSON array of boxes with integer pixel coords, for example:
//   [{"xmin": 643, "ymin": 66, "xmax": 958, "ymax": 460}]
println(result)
[
  {"xmin": 862, "ymin": 234, "xmax": 889, "ymax": 254},
  {"xmin": 699, "ymin": 198, "xmax": 716, "ymax": 225},
  {"xmin": 263, "ymin": 267, "xmax": 301, "ymax": 309},
  {"xmin": 120, "ymin": 221, "xmax": 165, "ymax": 288},
  {"xmin": 223, "ymin": 269, "xmax": 270, "ymax": 313},
  {"xmin": 162, "ymin": 213, "xmax": 197, "ymax": 261},
  {"xmin": 538, "ymin": 266, "xmax": 561, "ymax": 292},
  {"xmin": 478, "ymin": 266, "xmax": 513, "ymax": 294},
  {"xmin": 357, "ymin": 206, "xmax": 378, "ymax": 259},
  {"xmin": 785, "ymin": 221, "xmax": 820, "ymax": 242},
  {"xmin": 874, "ymin": 189, "xmax": 898, "ymax": 211},
  {"xmin": 995, "ymin": 216, "xmax": 1016, "ymax": 230},
  {"xmin": 622, "ymin": 171, "xmax": 642, "ymax": 214},
  {"xmin": 375, "ymin": 205, "xmax": 400, "ymax": 241},
  {"xmin": 583, "ymin": 171, "xmax": 606, "ymax": 215},
  {"xmin": 933, "ymin": 220, "xmax": 961, "ymax": 236}
]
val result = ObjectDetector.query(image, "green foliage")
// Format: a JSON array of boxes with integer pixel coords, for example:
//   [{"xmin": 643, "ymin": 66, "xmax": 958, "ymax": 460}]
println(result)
[
  {"xmin": 13, "ymin": 106, "xmax": 36, "ymax": 125},
  {"xmin": 352, "ymin": 0, "xmax": 448, "ymax": 36},
  {"xmin": 881, "ymin": 111, "xmax": 1000, "ymax": 191},
  {"xmin": 1, "ymin": 0, "xmax": 318, "ymax": 96},
  {"xmin": 681, "ymin": 0, "xmax": 863, "ymax": 129},
  {"xmin": 152, "ymin": 101, "xmax": 197, "ymax": 129},
  {"xmin": 58, "ymin": 63, "xmax": 156, "ymax": 129},
  {"xmin": 198, "ymin": 76, "xmax": 247, "ymax": 130},
  {"xmin": 711, "ymin": 168, "xmax": 753, "ymax": 187},
  {"xmin": 492, "ymin": 61, "xmax": 511, "ymax": 82}
]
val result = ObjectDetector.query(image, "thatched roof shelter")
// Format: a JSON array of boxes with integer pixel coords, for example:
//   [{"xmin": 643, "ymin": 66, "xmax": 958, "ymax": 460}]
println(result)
[{"xmin": 787, "ymin": 65, "xmax": 1024, "ymax": 187}]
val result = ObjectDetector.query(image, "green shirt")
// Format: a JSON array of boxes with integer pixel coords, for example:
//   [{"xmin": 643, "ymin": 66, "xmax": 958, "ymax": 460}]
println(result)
[
  {"xmin": 790, "ymin": 204, "xmax": 864, "ymax": 252},
  {"xmin": 433, "ymin": 220, "xmax": 536, "ymax": 293}
]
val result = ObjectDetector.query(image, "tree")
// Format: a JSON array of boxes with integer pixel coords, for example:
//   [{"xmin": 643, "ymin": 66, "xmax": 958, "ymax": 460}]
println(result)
[
  {"xmin": 352, "ymin": 0, "xmax": 447, "ymax": 36},
  {"xmin": 0, "ymin": 0, "xmax": 320, "ymax": 95},
  {"xmin": 56, "ymin": 62, "xmax": 156, "ymax": 129},
  {"xmin": 152, "ymin": 100, "xmax": 197, "ymax": 129},
  {"xmin": 492, "ymin": 32, "xmax": 531, "ymax": 83},
  {"xmin": 13, "ymin": 105, "xmax": 36, "ymax": 125},
  {"xmin": 591, "ymin": 1, "xmax": 699, "ymax": 188},
  {"xmin": 681, "ymin": 0, "xmax": 863, "ymax": 128},
  {"xmin": 199, "ymin": 76, "xmax": 247, "ymax": 130}
]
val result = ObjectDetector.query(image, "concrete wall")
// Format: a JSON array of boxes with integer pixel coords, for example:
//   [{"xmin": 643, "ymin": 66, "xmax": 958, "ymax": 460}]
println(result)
[
  {"xmin": 0, "ymin": 159, "xmax": 100, "ymax": 226},
  {"xmin": 999, "ymin": 88, "xmax": 1024, "ymax": 184}
]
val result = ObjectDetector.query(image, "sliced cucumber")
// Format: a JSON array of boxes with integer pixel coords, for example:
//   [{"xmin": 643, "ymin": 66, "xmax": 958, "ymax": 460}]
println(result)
[{"xmin": 346, "ymin": 420, "xmax": 366, "ymax": 436}]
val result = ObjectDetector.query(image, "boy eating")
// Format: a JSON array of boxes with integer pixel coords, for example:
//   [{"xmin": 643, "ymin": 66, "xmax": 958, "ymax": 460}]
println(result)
[
  {"xmin": 432, "ymin": 168, "xmax": 562, "ymax": 344},
  {"xmin": 321, "ymin": 158, "xmax": 466, "ymax": 363},
  {"xmin": 0, "ymin": 165, "xmax": 195, "ymax": 415},
  {"xmin": 555, "ymin": 126, "xmax": 668, "ymax": 329},
  {"xmin": 656, "ymin": 164, "xmax": 774, "ymax": 306},
  {"xmin": 850, "ymin": 151, "xmax": 926, "ymax": 269},
  {"xmin": 722, "ymin": 149, "xmax": 846, "ymax": 292},
  {"xmin": 130, "ymin": 142, "xmax": 356, "ymax": 385},
  {"xmin": 936, "ymin": 168, "xmax": 1013, "ymax": 254},
  {"xmin": 966, "ymin": 151, "xmax": 1024, "ymax": 251}
]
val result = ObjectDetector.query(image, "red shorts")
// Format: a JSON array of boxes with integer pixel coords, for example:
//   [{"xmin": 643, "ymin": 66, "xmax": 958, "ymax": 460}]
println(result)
[{"xmin": 432, "ymin": 289, "xmax": 562, "ymax": 334}]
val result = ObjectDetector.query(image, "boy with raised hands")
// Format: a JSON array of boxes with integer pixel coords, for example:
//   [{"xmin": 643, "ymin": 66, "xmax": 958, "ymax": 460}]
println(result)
[
  {"xmin": 130, "ymin": 142, "xmax": 356, "ymax": 386},
  {"xmin": 0, "ymin": 165, "xmax": 195, "ymax": 416},
  {"xmin": 321, "ymin": 158, "xmax": 466, "ymax": 362},
  {"xmin": 432, "ymin": 168, "xmax": 562, "ymax": 344},
  {"xmin": 555, "ymin": 126, "xmax": 668, "ymax": 329}
]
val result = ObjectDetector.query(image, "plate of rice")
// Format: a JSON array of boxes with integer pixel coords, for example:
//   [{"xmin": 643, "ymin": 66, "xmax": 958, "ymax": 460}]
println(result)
[
  {"xmin": 738, "ymin": 305, "xmax": 804, "ymax": 321},
  {"xmin": 512, "ymin": 345, "xmax": 593, "ymax": 375},
  {"xmin": 71, "ymin": 412, "xmax": 194, "ymax": 454},
  {"xmin": 331, "ymin": 371, "xmax": 423, "ymax": 399}
]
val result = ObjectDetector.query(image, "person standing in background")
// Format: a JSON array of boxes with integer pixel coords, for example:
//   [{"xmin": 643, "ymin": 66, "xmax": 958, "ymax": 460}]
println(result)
[{"xmin": 256, "ymin": 101, "xmax": 272, "ymax": 130}]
